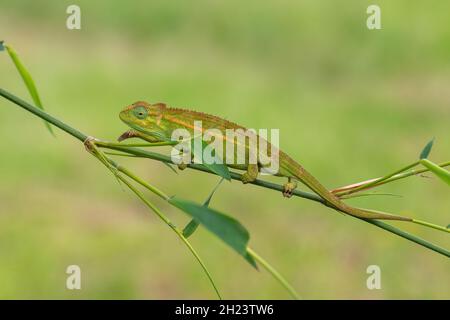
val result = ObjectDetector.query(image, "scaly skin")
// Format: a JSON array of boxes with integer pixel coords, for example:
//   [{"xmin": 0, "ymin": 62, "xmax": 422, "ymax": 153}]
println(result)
[{"xmin": 118, "ymin": 101, "xmax": 411, "ymax": 221}]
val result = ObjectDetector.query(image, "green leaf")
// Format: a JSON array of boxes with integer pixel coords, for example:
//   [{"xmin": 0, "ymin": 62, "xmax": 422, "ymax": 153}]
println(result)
[
  {"xmin": 203, "ymin": 178, "xmax": 225, "ymax": 207},
  {"xmin": 183, "ymin": 178, "xmax": 225, "ymax": 238},
  {"xmin": 4, "ymin": 43, "xmax": 54, "ymax": 135},
  {"xmin": 0, "ymin": 41, "xmax": 4, "ymax": 51},
  {"xmin": 182, "ymin": 219, "xmax": 199, "ymax": 238},
  {"xmin": 169, "ymin": 196, "xmax": 257, "ymax": 268},
  {"xmin": 191, "ymin": 139, "xmax": 231, "ymax": 181},
  {"xmin": 420, "ymin": 159, "xmax": 450, "ymax": 186},
  {"xmin": 420, "ymin": 138, "xmax": 434, "ymax": 159}
]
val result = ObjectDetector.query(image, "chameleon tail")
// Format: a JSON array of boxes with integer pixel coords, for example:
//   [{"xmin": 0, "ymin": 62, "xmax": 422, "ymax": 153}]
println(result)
[{"xmin": 290, "ymin": 165, "xmax": 411, "ymax": 221}]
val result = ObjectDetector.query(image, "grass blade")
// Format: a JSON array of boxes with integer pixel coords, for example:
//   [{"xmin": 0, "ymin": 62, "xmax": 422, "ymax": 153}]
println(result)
[
  {"xmin": 420, "ymin": 159, "xmax": 450, "ymax": 186},
  {"xmin": 3, "ymin": 42, "xmax": 54, "ymax": 135},
  {"xmin": 182, "ymin": 219, "xmax": 200, "ymax": 238},
  {"xmin": 203, "ymin": 178, "xmax": 225, "ymax": 207},
  {"xmin": 420, "ymin": 138, "xmax": 434, "ymax": 159},
  {"xmin": 247, "ymin": 247, "xmax": 300, "ymax": 299},
  {"xmin": 183, "ymin": 178, "xmax": 225, "ymax": 238}
]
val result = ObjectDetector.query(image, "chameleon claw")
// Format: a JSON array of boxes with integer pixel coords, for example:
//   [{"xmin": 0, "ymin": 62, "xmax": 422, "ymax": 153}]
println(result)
[
  {"xmin": 241, "ymin": 172, "xmax": 257, "ymax": 184},
  {"xmin": 117, "ymin": 130, "xmax": 137, "ymax": 142},
  {"xmin": 241, "ymin": 164, "xmax": 259, "ymax": 184},
  {"xmin": 177, "ymin": 163, "xmax": 188, "ymax": 171},
  {"xmin": 283, "ymin": 180, "xmax": 297, "ymax": 198},
  {"xmin": 83, "ymin": 136, "xmax": 98, "ymax": 152}
]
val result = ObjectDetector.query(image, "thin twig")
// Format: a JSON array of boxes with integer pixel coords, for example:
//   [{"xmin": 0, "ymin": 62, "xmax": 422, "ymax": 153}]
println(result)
[{"xmin": 332, "ymin": 161, "xmax": 450, "ymax": 195}]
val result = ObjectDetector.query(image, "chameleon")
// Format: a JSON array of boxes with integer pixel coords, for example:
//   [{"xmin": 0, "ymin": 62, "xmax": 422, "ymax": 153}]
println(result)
[{"xmin": 118, "ymin": 101, "xmax": 411, "ymax": 221}]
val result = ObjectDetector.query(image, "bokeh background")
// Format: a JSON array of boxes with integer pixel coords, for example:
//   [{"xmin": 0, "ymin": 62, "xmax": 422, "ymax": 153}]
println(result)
[{"xmin": 0, "ymin": 1, "xmax": 449, "ymax": 299}]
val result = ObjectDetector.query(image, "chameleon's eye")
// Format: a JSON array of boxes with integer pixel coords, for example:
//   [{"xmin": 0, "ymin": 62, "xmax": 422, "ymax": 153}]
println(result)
[{"xmin": 133, "ymin": 106, "xmax": 148, "ymax": 120}]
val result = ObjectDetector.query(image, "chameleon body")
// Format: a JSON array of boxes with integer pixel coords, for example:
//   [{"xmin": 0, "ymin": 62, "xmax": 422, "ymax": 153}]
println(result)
[{"xmin": 119, "ymin": 101, "xmax": 410, "ymax": 221}]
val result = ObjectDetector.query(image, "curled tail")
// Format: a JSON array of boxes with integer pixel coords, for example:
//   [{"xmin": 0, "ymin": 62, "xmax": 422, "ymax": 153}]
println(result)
[{"xmin": 287, "ymin": 162, "xmax": 411, "ymax": 221}]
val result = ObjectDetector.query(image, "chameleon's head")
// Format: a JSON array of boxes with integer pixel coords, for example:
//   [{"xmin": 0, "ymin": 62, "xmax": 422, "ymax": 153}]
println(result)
[{"xmin": 119, "ymin": 101, "xmax": 166, "ymax": 132}]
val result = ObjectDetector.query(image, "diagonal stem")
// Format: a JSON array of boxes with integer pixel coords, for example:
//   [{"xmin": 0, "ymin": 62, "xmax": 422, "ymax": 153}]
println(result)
[{"xmin": 247, "ymin": 247, "xmax": 301, "ymax": 300}]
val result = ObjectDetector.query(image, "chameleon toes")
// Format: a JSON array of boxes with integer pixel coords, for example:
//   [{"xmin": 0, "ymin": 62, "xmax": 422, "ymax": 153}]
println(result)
[
  {"xmin": 117, "ymin": 130, "xmax": 136, "ymax": 142},
  {"xmin": 241, "ymin": 172, "xmax": 255, "ymax": 184},
  {"xmin": 177, "ymin": 163, "xmax": 188, "ymax": 170},
  {"xmin": 241, "ymin": 164, "xmax": 259, "ymax": 184},
  {"xmin": 282, "ymin": 189, "xmax": 293, "ymax": 198},
  {"xmin": 283, "ymin": 180, "xmax": 297, "ymax": 198}
]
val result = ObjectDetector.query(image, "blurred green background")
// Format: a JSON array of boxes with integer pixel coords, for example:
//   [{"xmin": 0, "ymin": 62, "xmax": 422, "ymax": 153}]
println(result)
[{"xmin": 0, "ymin": 1, "xmax": 449, "ymax": 299}]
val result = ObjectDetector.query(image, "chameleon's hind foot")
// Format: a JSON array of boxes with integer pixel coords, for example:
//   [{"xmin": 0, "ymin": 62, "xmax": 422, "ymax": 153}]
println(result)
[
  {"xmin": 241, "ymin": 164, "xmax": 259, "ymax": 184},
  {"xmin": 283, "ymin": 179, "xmax": 297, "ymax": 198},
  {"xmin": 241, "ymin": 172, "xmax": 255, "ymax": 184},
  {"xmin": 177, "ymin": 163, "xmax": 188, "ymax": 171}
]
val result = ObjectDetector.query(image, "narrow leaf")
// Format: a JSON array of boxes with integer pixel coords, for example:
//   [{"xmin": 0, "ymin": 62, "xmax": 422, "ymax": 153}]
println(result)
[
  {"xmin": 420, "ymin": 159, "xmax": 450, "ymax": 186},
  {"xmin": 170, "ymin": 196, "xmax": 257, "ymax": 268},
  {"xmin": 4, "ymin": 43, "xmax": 54, "ymax": 135},
  {"xmin": 341, "ymin": 192, "xmax": 402, "ymax": 199},
  {"xmin": 420, "ymin": 138, "xmax": 434, "ymax": 159},
  {"xmin": 203, "ymin": 178, "xmax": 225, "ymax": 207},
  {"xmin": 183, "ymin": 178, "xmax": 225, "ymax": 238},
  {"xmin": 182, "ymin": 219, "xmax": 199, "ymax": 238}
]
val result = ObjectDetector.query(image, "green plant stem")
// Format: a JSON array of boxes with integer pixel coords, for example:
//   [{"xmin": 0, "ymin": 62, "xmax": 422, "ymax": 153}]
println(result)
[
  {"xmin": 96, "ymin": 140, "xmax": 176, "ymax": 148},
  {"xmin": 115, "ymin": 163, "xmax": 170, "ymax": 201},
  {"xmin": 247, "ymin": 247, "xmax": 300, "ymax": 300},
  {"xmin": 0, "ymin": 87, "xmax": 86, "ymax": 141},
  {"xmin": 364, "ymin": 219, "xmax": 449, "ymax": 257},
  {"xmin": 413, "ymin": 219, "xmax": 450, "ymax": 233},
  {"xmin": 340, "ymin": 192, "xmax": 402, "ymax": 199},
  {"xmin": 1, "ymin": 87, "xmax": 449, "ymax": 258}
]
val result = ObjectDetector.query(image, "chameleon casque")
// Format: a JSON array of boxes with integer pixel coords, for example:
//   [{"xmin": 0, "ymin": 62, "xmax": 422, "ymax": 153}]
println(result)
[{"xmin": 118, "ymin": 101, "xmax": 410, "ymax": 221}]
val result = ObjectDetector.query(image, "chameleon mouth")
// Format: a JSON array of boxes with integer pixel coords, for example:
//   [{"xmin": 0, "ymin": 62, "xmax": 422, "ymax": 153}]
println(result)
[{"xmin": 125, "ymin": 121, "xmax": 171, "ymax": 142}]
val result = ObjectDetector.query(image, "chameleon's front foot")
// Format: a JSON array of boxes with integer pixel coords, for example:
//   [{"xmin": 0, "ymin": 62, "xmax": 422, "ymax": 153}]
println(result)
[
  {"xmin": 118, "ymin": 130, "xmax": 163, "ymax": 143},
  {"xmin": 83, "ymin": 136, "xmax": 98, "ymax": 152},
  {"xmin": 117, "ymin": 130, "xmax": 137, "ymax": 142},
  {"xmin": 283, "ymin": 179, "xmax": 297, "ymax": 198}
]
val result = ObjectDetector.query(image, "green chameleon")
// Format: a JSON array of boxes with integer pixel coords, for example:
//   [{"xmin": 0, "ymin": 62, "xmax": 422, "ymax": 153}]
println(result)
[{"xmin": 118, "ymin": 101, "xmax": 410, "ymax": 221}]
